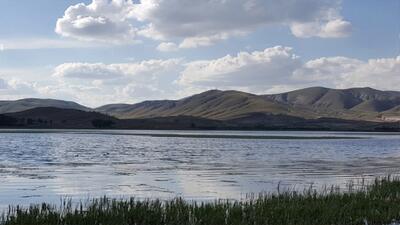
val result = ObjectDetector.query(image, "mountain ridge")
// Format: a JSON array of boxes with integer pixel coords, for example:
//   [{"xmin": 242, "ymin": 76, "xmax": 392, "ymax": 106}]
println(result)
[
  {"xmin": 1, "ymin": 106, "xmax": 399, "ymax": 131},
  {"xmin": 1, "ymin": 87, "xmax": 400, "ymax": 122},
  {"xmin": 97, "ymin": 87, "xmax": 400, "ymax": 122},
  {"xmin": 0, "ymin": 98, "xmax": 90, "ymax": 114}
]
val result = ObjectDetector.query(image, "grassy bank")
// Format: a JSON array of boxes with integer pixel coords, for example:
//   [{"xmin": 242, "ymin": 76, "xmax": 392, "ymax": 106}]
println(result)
[{"xmin": 2, "ymin": 177, "xmax": 400, "ymax": 225}]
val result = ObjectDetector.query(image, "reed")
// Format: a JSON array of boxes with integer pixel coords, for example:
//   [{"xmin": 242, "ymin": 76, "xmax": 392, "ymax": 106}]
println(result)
[{"xmin": 2, "ymin": 176, "xmax": 400, "ymax": 225}]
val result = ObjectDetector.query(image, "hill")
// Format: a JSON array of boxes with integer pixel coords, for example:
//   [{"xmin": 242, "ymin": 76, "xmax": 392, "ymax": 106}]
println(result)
[
  {"xmin": 264, "ymin": 87, "xmax": 400, "ymax": 121},
  {"xmin": 0, "ymin": 98, "xmax": 90, "ymax": 114},
  {"xmin": 1, "ymin": 107, "xmax": 398, "ymax": 131},
  {"xmin": 1, "ymin": 107, "xmax": 230, "ymax": 130},
  {"xmin": 3, "ymin": 107, "xmax": 117, "ymax": 129},
  {"xmin": 1, "ymin": 87, "xmax": 400, "ymax": 126},
  {"xmin": 97, "ymin": 87, "xmax": 400, "ymax": 122},
  {"xmin": 96, "ymin": 90, "xmax": 303, "ymax": 120}
]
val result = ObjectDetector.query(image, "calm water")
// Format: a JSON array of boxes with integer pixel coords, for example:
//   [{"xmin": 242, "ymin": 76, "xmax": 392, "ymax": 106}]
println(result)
[{"xmin": 0, "ymin": 129, "xmax": 400, "ymax": 208}]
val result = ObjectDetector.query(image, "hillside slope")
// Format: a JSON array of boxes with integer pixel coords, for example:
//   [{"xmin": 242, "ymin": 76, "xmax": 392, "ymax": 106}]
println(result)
[
  {"xmin": 97, "ymin": 87, "xmax": 400, "ymax": 121},
  {"xmin": 97, "ymin": 90, "xmax": 296, "ymax": 120},
  {"xmin": 1, "ymin": 87, "xmax": 400, "ymax": 123},
  {"xmin": 0, "ymin": 98, "xmax": 90, "ymax": 114},
  {"xmin": 5, "ymin": 107, "xmax": 116, "ymax": 129},
  {"xmin": 264, "ymin": 87, "xmax": 400, "ymax": 121},
  {"xmin": 1, "ymin": 107, "xmax": 399, "ymax": 131}
]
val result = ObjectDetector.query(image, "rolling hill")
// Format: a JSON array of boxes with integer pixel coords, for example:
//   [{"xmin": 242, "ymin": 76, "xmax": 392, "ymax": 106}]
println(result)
[
  {"xmin": 96, "ymin": 90, "xmax": 305, "ymax": 120},
  {"xmin": 264, "ymin": 87, "xmax": 400, "ymax": 121},
  {"xmin": 3, "ymin": 107, "xmax": 116, "ymax": 129},
  {"xmin": 1, "ymin": 87, "xmax": 400, "ymax": 128},
  {"xmin": 97, "ymin": 87, "xmax": 400, "ymax": 122},
  {"xmin": 1, "ymin": 107, "xmax": 398, "ymax": 131},
  {"xmin": 0, "ymin": 98, "xmax": 90, "ymax": 114}
]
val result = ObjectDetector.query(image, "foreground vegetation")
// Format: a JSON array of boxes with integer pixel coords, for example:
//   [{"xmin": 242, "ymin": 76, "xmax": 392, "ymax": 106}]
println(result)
[{"xmin": 2, "ymin": 177, "xmax": 400, "ymax": 225}]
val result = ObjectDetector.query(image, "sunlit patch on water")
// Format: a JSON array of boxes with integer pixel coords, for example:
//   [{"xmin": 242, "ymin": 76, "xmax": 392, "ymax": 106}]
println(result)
[{"xmin": 0, "ymin": 129, "xmax": 399, "ymax": 209}]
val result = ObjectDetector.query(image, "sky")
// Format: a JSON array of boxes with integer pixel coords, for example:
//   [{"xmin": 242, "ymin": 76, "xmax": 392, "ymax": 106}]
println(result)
[{"xmin": 0, "ymin": 0, "xmax": 399, "ymax": 107}]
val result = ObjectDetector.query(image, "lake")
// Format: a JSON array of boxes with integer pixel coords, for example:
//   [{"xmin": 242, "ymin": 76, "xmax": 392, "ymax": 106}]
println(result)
[{"xmin": 0, "ymin": 129, "xmax": 399, "ymax": 208}]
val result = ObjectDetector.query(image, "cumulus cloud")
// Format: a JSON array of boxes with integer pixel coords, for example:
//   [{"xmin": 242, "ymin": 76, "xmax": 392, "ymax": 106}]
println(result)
[
  {"xmin": 295, "ymin": 56, "xmax": 400, "ymax": 90},
  {"xmin": 55, "ymin": 0, "xmax": 137, "ymax": 43},
  {"xmin": 177, "ymin": 47, "xmax": 400, "ymax": 93},
  {"xmin": 293, "ymin": 57, "xmax": 363, "ymax": 81},
  {"xmin": 51, "ymin": 59, "xmax": 183, "ymax": 105},
  {"xmin": 291, "ymin": 19, "xmax": 352, "ymax": 38},
  {"xmin": 133, "ymin": 0, "xmax": 351, "ymax": 45},
  {"xmin": 178, "ymin": 46, "xmax": 301, "ymax": 90},
  {"xmin": 54, "ymin": 63, "xmax": 125, "ymax": 80},
  {"xmin": 57, "ymin": 0, "xmax": 351, "ymax": 47},
  {"xmin": 54, "ymin": 59, "xmax": 181, "ymax": 80},
  {"xmin": 5, "ymin": 45, "xmax": 397, "ymax": 106},
  {"xmin": 342, "ymin": 57, "xmax": 400, "ymax": 90},
  {"xmin": 0, "ymin": 78, "xmax": 8, "ymax": 89},
  {"xmin": 43, "ymin": 46, "xmax": 400, "ymax": 106},
  {"xmin": 0, "ymin": 78, "xmax": 38, "ymax": 96},
  {"xmin": 178, "ymin": 33, "xmax": 237, "ymax": 49},
  {"xmin": 156, "ymin": 42, "xmax": 178, "ymax": 52}
]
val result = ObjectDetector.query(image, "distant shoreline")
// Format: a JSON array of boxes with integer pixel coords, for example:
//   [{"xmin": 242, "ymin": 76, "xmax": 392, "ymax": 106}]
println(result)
[
  {"xmin": 0, "ymin": 126, "xmax": 399, "ymax": 133},
  {"xmin": 1, "ymin": 106, "xmax": 399, "ymax": 132},
  {"xmin": 0, "ymin": 129, "xmax": 370, "ymax": 140},
  {"xmin": 1, "ymin": 87, "xmax": 400, "ymax": 133},
  {"xmin": 0, "ymin": 127, "xmax": 400, "ymax": 133}
]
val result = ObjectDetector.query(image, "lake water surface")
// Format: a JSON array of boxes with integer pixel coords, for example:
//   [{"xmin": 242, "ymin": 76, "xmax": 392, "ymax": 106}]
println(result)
[{"xmin": 0, "ymin": 129, "xmax": 399, "ymax": 208}]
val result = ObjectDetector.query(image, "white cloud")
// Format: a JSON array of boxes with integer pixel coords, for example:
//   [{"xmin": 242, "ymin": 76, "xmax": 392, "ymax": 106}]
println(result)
[
  {"xmin": 293, "ymin": 57, "xmax": 364, "ymax": 82},
  {"xmin": 295, "ymin": 56, "xmax": 400, "ymax": 90},
  {"xmin": 133, "ymin": 0, "xmax": 352, "ymax": 46},
  {"xmin": 291, "ymin": 19, "xmax": 352, "ymax": 38},
  {"xmin": 0, "ymin": 78, "xmax": 8, "ymax": 89},
  {"xmin": 57, "ymin": 0, "xmax": 351, "ymax": 48},
  {"xmin": 54, "ymin": 59, "xmax": 181, "ymax": 80},
  {"xmin": 50, "ymin": 59, "xmax": 183, "ymax": 106},
  {"xmin": 0, "ymin": 78, "xmax": 38, "ymax": 96},
  {"xmin": 3, "ymin": 46, "xmax": 398, "ymax": 107},
  {"xmin": 178, "ymin": 46, "xmax": 301, "ymax": 90},
  {"xmin": 178, "ymin": 33, "xmax": 237, "ymax": 49},
  {"xmin": 55, "ymin": 0, "xmax": 137, "ymax": 43},
  {"xmin": 156, "ymin": 42, "xmax": 178, "ymax": 52},
  {"xmin": 178, "ymin": 46, "xmax": 400, "ymax": 94},
  {"xmin": 54, "ymin": 63, "xmax": 124, "ymax": 80}
]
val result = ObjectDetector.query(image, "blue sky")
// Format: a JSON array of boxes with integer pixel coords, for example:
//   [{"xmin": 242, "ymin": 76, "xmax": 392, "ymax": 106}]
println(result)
[{"xmin": 0, "ymin": 0, "xmax": 399, "ymax": 106}]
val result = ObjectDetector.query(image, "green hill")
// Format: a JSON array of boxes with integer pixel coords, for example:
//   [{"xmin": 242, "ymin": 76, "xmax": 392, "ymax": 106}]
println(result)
[
  {"xmin": 0, "ymin": 98, "xmax": 90, "ymax": 114},
  {"xmin": 98, "ymin": 87, "xmax": 400, "ymax": 121},
  {"xmin": 2, "ymin": 87, "xmax": 400, "ymax": 124}
]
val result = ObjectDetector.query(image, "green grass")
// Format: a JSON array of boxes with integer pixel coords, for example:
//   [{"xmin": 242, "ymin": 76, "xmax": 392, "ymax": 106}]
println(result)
[{"xmin": 2, "ymin": 177, "xmax": 400, "ymax": 225}]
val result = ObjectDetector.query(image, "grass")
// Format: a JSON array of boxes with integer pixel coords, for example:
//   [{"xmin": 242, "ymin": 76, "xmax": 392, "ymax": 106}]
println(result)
[{"xmin": 2, "ymin": 177, "xmax": 400, "ymax": 225}]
